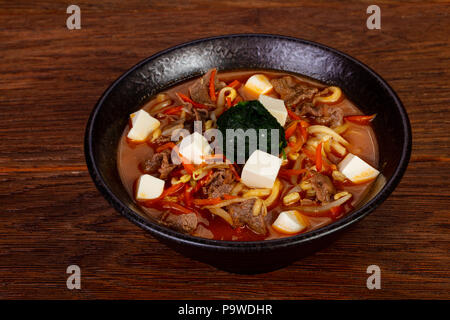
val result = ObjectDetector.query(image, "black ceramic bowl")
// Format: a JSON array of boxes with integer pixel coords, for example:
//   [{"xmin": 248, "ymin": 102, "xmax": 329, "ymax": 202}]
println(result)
[{"xmin": 85, "ymin": 34, "xmax": 411, "ymax": 273}]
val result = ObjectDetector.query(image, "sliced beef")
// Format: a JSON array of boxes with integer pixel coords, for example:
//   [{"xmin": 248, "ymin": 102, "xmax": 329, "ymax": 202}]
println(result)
[
  {"xmin": 188, "ymin": 68, "xmax": 225, "ymax": 106},
  {"xmin": 141, "ymin": 149, "xmax": 176, "ymax": 179},
  {"xmin": 162, "ymin": 212, "xmax": 198, "ymax": 234},
  {"xmin": 299, "ymin": 103, "xmax": 344, "ymax": 127},
  {"xmin": 309, "ymin": 171, "xmax": 336, "ymax": 203},
  {"xmin": 228, "ymin": 199, "xmax": 267, "ymax": 235},
  {"xmin": 203, "ymin": 168, "xmax": 235, "ymax": 198},
  {"xmin": 153, "ymin": 135, "xmax": 171, "ymax": 145},
  {"xmin": 271, "ymin": 76, "xmax": 319, "ymax": 107}
]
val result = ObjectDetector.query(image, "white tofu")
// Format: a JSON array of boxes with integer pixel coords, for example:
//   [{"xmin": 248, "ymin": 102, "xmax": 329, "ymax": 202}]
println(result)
[
  {"xmin": 127, "ymin": 109, "xmax": 160, "ymax": 142},
  {"xmin": 338, "ymin": 153, "xmax": 380, "ymax": 184},
  {"xmin": 241, "ymin": 149, "xmax": 282, "ymax": 189},
  {"xmin": 178, "ymin": 132, "xmax": 212, "ymax": 164},
  {"xmin": 258, "ymin": 94, "xmax": 288, "ymax": 126},
  {"xmin": 135, "ymin": 174, "xmax": 165, "ymax": 200},
  {"xmin": 272, "ymin": 210, "xmax": 308, "ymax": 235},
  {"xmin": 244, "ymin": 74, "xmax": 273, "ymax": 96}
]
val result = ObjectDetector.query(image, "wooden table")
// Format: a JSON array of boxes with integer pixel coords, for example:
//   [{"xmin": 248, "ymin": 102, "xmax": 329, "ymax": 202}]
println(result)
[{"xmin": 1, "ymin": 0, "xmax": 449, "ymax": 299}]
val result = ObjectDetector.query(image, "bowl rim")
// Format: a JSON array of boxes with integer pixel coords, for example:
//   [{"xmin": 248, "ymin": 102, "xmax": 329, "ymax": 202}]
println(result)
[{"xmin": 85, "ymin": 33, "xmax": 412, "ymax": 250}]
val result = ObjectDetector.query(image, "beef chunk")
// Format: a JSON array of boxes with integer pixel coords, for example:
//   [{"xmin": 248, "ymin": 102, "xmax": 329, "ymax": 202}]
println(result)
[
  {"xmin": 141, "ymin": 149, "xmax": 176, "ymax": 179},
  {"xmin": 162, "ymin": 212, "xmax": 198, "ymax": 234},
  {"xmin": 188, "ymin": 68, "xmax": 225, "ymax": 106},
  {"xmin": 300, "ymin": 103, "xmax": 344, "ymax": 127},
  {"xmin": 228, "ymin": 199, "xmax": 267, "ymax": 235},
  {"xmin": 271, "ymin": 76, "xmax": 318, "ymax": 107},
  {"xmin": 309, "ymin": 171, "xmax": 336, "ymax": 202},
  {"xmin": 203, "ymin": 168, "xmax": 235, "ymax": 198}
]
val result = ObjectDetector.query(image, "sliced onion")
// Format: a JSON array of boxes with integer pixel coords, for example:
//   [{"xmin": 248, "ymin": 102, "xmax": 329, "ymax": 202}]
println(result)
[
  {"xmin": 290, "ymin": 193, "xmax": 352, "ymax": 215},
  {"xmin": 208, "ymin": 208, "xmax": 233, "ymax": 226},
  {"xmin": 308, "ymin": 125, "xmax": 349, "ymax": 146}
]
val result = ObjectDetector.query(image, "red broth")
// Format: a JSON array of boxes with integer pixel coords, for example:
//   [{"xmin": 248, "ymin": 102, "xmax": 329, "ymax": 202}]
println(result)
[{"xmin": 117, "ymin": 70, "xmax": 379, "ymax": 241}]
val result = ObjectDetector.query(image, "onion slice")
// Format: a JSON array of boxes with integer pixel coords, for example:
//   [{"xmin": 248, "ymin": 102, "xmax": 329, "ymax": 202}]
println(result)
[
  {"xmin": 290, "ymin": 194, "xmax": 352, "ymax": 215},
  {"xmin": 208, "ymin": 208, "xmax": 233, "ymax": 226},
  {"xmin": 307, "ymin": 125, "xmax": 349, "ymax": 146}
]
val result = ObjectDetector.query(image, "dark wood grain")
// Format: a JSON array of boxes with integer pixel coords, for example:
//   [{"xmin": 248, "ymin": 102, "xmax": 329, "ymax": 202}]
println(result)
[{"xmin": 0, "ymin": 0, "xmax": 449, "ymax": 299}]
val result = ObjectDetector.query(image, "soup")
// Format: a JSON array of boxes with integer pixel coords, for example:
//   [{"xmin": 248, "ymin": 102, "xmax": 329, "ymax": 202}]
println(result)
[{"xmin": 117, "ymin": 69, "xmax": 379, "ymax": 241}]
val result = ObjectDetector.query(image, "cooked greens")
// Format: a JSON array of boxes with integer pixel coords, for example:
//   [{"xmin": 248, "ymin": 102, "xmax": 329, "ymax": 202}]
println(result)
[{"xmin": 216, "ymin": 100, "xmax": 287, "ymax": 163}]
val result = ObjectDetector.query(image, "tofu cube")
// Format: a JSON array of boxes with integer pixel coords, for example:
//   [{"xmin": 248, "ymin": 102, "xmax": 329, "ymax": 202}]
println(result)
[
  {"xmin": 178, "ymin": 132, "xmax": 212, "ymax": 164},
  {"xmin": 272, "ymin": 210, "xmax": 309, "ymax": 235},
  {"xmin": 258, "ymin": 94, "xmax": 288, "ymax": 126},
  {"xmin": 338, "ymin": 153, "xmax": 380, "ymax": 184},
  {"xmin": 135, "ymin": 174, "xmax": 165, "ymax": 200},
  {"xmin": 244, "ymin": 74, "xmax": 273, "ymax": 97},
  {"xmin": 241, "ymin": 149, "xmax": 282, "ymax": 189},
  {"xmin": 127, "ymin": 109, "xmax": 160, "ymax": 142}
]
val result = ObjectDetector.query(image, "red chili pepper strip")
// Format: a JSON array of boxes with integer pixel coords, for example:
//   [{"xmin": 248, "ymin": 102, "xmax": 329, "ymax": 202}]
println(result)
[
  {"xmin": 302, "ymin": 147, "xmax": 316, "ymax": 161},
  {"xmin": 344, "ymin": 114, "xmax": 376, "ymax": 125},
  {"xmin": 177, "ymin": 92, "xmax": 210, "ymax": 109},
  {"xmin": 316, "ymin": 142, "xmax": 323, "ymax": 172},
  {"xmin": 162, "ymin": 105, "xmax": 183, "ymax": 115},
  {"xmin": 193, "ymin": 170, "xmax": 214, "ymax": 193},
  {"xmin": 209, "ymin": 69, "xmax": 217, "ymax": 102}
]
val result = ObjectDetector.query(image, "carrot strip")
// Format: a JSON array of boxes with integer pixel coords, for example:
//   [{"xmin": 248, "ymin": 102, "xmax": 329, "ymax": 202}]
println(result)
[
  {"xmin": 226, "ymin": 96, "xmax": 232, "ymax": 108},
  {"xmin": 316, "ymin": 142, "xmax": 323, "ymax": 172},
  {"xmin": 143, "ymin": 182, "xmax": 185, "ymax": 205},
  {"xmin": 223, "ymin": 194, "xmax": 238, "ymax": 200},
  {"xmin": 162, "ymin": 105, "xmax": 183, "ymax": 115},
  {"xmin": 285, "ymin": 121, "xmax": 297, "ymax": 140},
  {"xmin": 193, "ymin": 198, "xmax": 223, "ymax": 206},
  {"xmin": 287, "ymin": 108, "xmax": 301, "ymax": 120},
  {"xmin": 228, "ymin": 80, "xmax": 241, "ymax": 89},
  {"xmin": 229, "ymin": 164, "xmax": 241, "ymax": 181},
  {"xmin": 344, "ymin": 114, "xmax": 376, "ymax": 125},
  {"xmin": 232, "ymin": 96, "xmax": 243, "ymax": 106},
  {"xmin": 156, "ymin": 142, "xmax": 176, "ymax": 153},
  {"xmin": 209, "ymin": 69, "xmax": 217, "ymax": 102},
  {"xmin": 177, "ymin": 92, "xmax": 209, "ymax": 109},
  {"xmin": 184, "ymin": 185, "xmax": 193, "ymax": 207},
  {"xmin": 302, "ymin": 147, "xmax": 316, "ymax": 161},
  {"xmin": 299, "ymin": 120, "xmax": 309, "ymax": 141}
]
